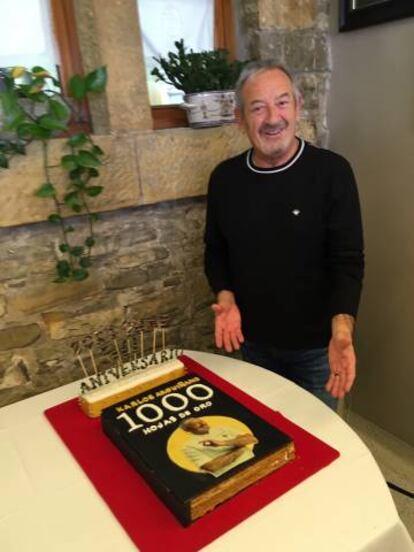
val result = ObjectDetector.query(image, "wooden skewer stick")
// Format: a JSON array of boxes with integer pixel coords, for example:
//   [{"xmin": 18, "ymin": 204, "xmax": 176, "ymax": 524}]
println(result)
[
  {"xmin": 77, "ymin": 354, "xmax": 89, "ymax": 378},
  {"xmin": 88, "ymin": 348, "xmax": 98, "ymax": 375}
]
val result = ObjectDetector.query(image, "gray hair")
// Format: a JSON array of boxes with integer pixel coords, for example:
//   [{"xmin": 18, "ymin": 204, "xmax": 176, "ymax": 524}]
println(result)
[{"xmin": 235, "ymin": 60, "xmax": 302, "ymax": 111}]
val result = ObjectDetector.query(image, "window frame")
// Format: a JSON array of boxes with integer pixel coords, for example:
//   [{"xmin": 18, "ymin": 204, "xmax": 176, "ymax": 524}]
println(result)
[
  {"xmin": 151, "ymin": 0, "xmax": 236, "ymax": 130},
  {"xmin": 50, "ymin": 0, "xmax": 91, "ymax": 134}
]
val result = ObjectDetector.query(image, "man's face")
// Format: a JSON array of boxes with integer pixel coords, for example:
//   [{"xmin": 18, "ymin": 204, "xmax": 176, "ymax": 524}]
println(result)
[
  {"xmin": 239, "ymin": 68, "xmax": 301, "ymax": 168},
  {"xmin": 185, "ymin": 418, "xmax": 210, "ymax": 435}
]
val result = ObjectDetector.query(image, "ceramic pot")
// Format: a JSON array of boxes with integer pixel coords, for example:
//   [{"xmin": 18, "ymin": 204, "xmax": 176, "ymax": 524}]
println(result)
[{"xmin": 181, "ymin": 90, "xmax": 236, "ymax": 128}]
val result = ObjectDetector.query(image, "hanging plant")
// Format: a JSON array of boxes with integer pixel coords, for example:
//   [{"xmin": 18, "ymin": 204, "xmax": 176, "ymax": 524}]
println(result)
[{"xmin": 0, "ymin": 65, "xmax": 107, "ymax": 282}]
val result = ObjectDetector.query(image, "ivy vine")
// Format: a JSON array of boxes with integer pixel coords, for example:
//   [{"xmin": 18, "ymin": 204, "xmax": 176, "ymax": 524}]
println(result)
[{"xmin": 0, "ymin": 65, "xmax": 107, "ymax": 282}]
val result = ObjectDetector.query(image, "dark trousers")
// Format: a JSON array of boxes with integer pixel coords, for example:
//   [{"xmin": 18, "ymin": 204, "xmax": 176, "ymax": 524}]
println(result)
[{"xmin": 241, "ymin": 341, "xmax": 338, "ymax": 411}]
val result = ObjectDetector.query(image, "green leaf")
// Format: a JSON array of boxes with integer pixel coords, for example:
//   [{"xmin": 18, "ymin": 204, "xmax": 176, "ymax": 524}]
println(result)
[
  {"xmin": 85, "ymin": 185, "xmax": 103, "ymax": 197},
  {"xmin": 56, "ymin": 260, "xmax": 71, "ymax": 278},
  {"xmin": 72, "ymin": 268, "xmax": 89, "ymax": 281},
  {"xmin": 66, "ymin": 133, "xmax": 88, "ymax": 147},
  {"xmin": 92, "ymin": 144, "xmax": 104, "ymax": 156},
  {"xmin": 38, "ymin": 114, "xmax": 68, "ymax": 132},
  {"xmin": 85, "ymin": 66, "xmax": 107, "ymax": 93},
  {"xmin": 88, "ymin": 168, "xmax": 99, "ymax": 178},
  {"xmin": 68, "ymin": 74, "xmax": 86, "ymax": 100},
  {"xmin": 61, "ymin": 154, "xmax": 79, "ymax": 171},
  {"xmin": 59, "ymin": 243, "xmax": 69, "ymax": 253},
  {"xmin": 48, "ymin": 99, "xmax": 70, "ymax": 121},
  {"xmin": 35, "ymin": 183, "xmax": 56, "ymax": 198},
  {"xmin": 0, "ymin": 91, "xmax": 26, "ymax": 130},
  {"xmin": 77, "ymin": 150, "xmax": 100, "ymax": 168},
  {"xmin": 17, "ymin": 122, "xmax": 51, "ymax": 140},
  {"xmin": 12, "ymin": 141, "xmax": 26, "ymax": 155},
  {"xmin": 85, "ymin": 236, "xmax": 95, "ymax": 247},
  {"xmin": 48, "ymin": 213, "xmax": 61, "ymax": 223},
  {"xmin": 65, "ymin": 226, "xmax": 75, "ymax": 233},
  {"xmin": 31, "ymin": 66, "xmax": 50, "ymax": 77},
  {"xmin": 70, "ymin": 246, "xmax": 84, "ymax": 257},
  {"xmin": 0, "ymin": 154, "xmax": 8, "ymax": 168},
  {"xmin": 64, "ymin": 191, "xmax": 82, "ymax": 211},
  {"xmin": 79, "ymin": 257, "xmax": 92, "ymax": 268}
]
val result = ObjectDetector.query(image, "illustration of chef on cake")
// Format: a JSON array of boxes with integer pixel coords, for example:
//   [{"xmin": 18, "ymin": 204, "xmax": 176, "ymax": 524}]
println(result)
[{"xmin": 172, "ymin": 416, "xmax": 258, "ymax": 478}]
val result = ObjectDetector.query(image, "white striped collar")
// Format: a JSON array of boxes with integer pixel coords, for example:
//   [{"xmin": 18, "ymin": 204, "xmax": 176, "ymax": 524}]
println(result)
[{"xmin": 246, "ymin": 138, "xmax": 305, "ymax": 174}]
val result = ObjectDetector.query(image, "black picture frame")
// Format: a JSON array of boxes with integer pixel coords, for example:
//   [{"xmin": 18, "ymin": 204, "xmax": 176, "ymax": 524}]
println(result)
[{"xmin": 339, "ymin": 0, "xmax": 414, "ymax": 32}]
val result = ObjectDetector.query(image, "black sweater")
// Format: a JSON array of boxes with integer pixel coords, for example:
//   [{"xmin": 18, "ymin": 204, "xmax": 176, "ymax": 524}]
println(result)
[{"xmin": 204, "ymin": 139, "xmax": 364, "ymax": 349}]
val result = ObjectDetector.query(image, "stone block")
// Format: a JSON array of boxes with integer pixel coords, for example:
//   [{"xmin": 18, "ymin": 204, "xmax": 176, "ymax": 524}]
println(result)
[
  {"xmin": 8, "ymin": 276, "xmax": 103, "ymax": 315},
  {"xmin": 0, "ymin": 324, "xmax": 41, "ymax": 351},
  {"xmin": 284, "ymin": 31, "xmax": 329, "ymax": 72},
  {"xmin": 0, "ymin": 296, "xmax": 6, "ymax": 317},
  {"xmin": 42, "ymin": 306, "xmax": 123, "ymax": 339},
  {"xmin": 258, "ymin": 0, "xmax": 316, "ymax": 30},
  {"xmin": 0, "ymin": 134, "xmax": 140, "ymax": 227},
  {"xmin": 105, "ymin": 268, "xmax": 149, "ymax": 290},
  {"xmin": 136, "ymin": 126, "xmax": 250, "ymax": 204}
]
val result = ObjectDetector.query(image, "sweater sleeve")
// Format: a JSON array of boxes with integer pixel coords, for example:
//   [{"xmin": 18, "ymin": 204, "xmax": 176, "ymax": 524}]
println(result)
[
  {"xmin": 327, "ymin": 158, "xmax": 364, "ymax": 318},
  {"xmin": 204, "ymin": 169, "xmax": 233, "ymax": 294}
]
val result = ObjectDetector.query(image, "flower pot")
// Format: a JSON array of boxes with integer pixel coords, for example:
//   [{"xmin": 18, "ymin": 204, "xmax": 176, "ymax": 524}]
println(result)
[{"xmin": 180, "ymin": 90, "xmax": 236, "ymax": 128}]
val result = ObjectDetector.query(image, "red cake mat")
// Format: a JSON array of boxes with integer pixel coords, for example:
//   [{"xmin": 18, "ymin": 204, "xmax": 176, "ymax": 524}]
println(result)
[{"xmin": 45, "ymin": 354, "xmax": 340, "ymax": 552}]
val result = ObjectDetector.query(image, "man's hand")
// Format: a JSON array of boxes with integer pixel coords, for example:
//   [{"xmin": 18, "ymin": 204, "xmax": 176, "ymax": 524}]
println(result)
[
  {"xmin": 326, "ymin": 314, "xmax": 356, "ymax": 399},
  {"xmin": 212, "ymin": 290, "xmax": 244, "ymax": 352}
]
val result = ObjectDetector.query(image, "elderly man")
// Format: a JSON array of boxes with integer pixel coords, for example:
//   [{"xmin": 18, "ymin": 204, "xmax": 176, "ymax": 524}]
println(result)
[{"xmin": 204, "ymin": 60, "xmax": 364, "ymax": 410}]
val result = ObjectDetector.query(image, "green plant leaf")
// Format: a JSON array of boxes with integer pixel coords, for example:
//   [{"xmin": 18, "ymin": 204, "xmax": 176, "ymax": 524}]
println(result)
[
  {"xmin": 56, "ymin": 260, "xmax": 71, "ymax": 278},
  {"xmin": 85, "ymin": 66, "xmax": 107, "ymax": 93},
  {"xmin": 61, "ymin": 154, "xmax": 79, "ymax": 171},
  {"xmin": 0, "ymin": 154, "xmax": 8, "ymax": 168},
  {"xmin": 65, "ymin": 226, "xmax": 75, "ymax": 233},
  {"xmin": 17, "ymin": 122, "xmax": 51, "ymax": 140},
  {"xmin": 12, "ymin": 141, "xmax": 26, "ymax": 155},
  {"xmin": 0, "ymin": 91, "xmax": 26, "ymax": 130},
  {"xmin": 70, "ymin": 246, "xmax": 84, "ymax": 257},
  {"xmin": 88, "ymin": 168, "xmax": 99, "ymax": 178},
  {"xmin": 88, "ymin": 213, "xmax": 99, "ymax": 222},
  {"xmin": 49, "ymin": 99, "xmax": 70, "ymax": 121},
  {"xmin": 85, "ymin": 236, "xmax": 95, "ymax": 247},
  {"xmin": 64, "ymin": 191, "xmax": 82, "ymax": 211},
  {"xmin": 68, "ymin": 74, "xmax": 86, "ymax": 100},
  {"xmin": 31, "ymin": 66, "xmax": 50, "ymax": 78},
  {"xmin": 85, "ymin": 185, "xmax": 103, "ymax": 197},
  {"xmin": 92, "ymin": 144, "xmax": 104, "ymax": 156},
  {"xmin": 38, "ymin": 114, "xmax": 68, "ymax": 131},
  {"xmin": 59, "ymin": 243, "xmax": 69, "ymax": 253},
  {"xmin": 79, "ymin": 257, "xmax": 92, "ymax": 268},
  {"xmin": 66, "ymin": 133, "xmax": 88, "ymax": 147},
  {"xmin": 35, "ymin": 183, "xmax": 56, "ymax": 197},
  {"xmin": 72, "ymin": 268, "xmax": 89, "ymax": 281},
  {"xmin": 77, "ymin": 150, "xmax": 100, "ymax": 168},
  {"xmin": 48, "ymin": 213, "xmax": 61, "ymax": 223}
]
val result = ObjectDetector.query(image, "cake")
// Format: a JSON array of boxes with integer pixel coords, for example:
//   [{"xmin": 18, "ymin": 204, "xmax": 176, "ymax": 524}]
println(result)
[
  {"xmin": 79, "ymin": 348, "xmax": 186, "ymax": 417},
  {"xmin": 101, "ymin": 371, "xmax": 295, "ymax": 526}
]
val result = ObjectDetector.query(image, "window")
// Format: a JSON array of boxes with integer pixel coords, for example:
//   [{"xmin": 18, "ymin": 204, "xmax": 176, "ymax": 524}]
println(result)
[
  {"xmin": 0, "ymin": 0, "xmax": 89, "ymax": 132},
  {"xmin": 138, "ymin": 0, "xmax": 236, "ymax": 129}
]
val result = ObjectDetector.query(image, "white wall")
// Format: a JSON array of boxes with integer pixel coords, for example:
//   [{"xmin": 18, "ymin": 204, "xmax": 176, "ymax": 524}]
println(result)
[{"xmin": 329, "ymin": 4, "xmax": 414, "ymax": 446}]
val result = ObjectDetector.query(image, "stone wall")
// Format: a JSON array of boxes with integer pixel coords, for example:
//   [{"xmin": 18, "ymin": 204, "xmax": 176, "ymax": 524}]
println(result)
[
  {"xmin": 0, "ymin": 198, "xmax": 215, "ymax": 406},
  {"xmin": 240, "ymin": 0, "xmax": 331, "ymax": 145},
  {"xmin": 0, "ymin": 0, "xmax": 329, "ymax": 407}
]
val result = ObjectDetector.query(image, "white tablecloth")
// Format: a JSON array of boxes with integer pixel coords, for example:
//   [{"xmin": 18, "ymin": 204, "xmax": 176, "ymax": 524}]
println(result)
[{"xmin": 0, "ymin": 350, "xmax": 412, "ymax": 552}]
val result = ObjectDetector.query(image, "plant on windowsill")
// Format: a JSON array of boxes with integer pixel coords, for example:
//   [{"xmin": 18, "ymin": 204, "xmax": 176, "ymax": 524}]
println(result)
[
  {"xmin": 0, "ymin": 65, "xmax": 107, "ymax": 283},
  {"xmin": 151, "ymin": 39, "xmax": 248, "ymax": 128}
]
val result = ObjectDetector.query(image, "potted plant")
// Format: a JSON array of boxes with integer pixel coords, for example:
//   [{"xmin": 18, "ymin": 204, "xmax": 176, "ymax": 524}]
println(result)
[{"xmin": 151, "ymin": 39, "xmax": 247, "ymax": 128}]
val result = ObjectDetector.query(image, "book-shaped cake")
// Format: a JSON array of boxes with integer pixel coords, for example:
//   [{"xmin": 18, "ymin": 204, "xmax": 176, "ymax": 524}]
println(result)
[{"xmin": 102, "ymin": 372, "xmax": 295, "ymax": 526}]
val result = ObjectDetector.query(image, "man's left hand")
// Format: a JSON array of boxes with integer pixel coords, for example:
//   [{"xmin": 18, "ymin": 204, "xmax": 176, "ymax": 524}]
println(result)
[{"xmin": 326, "ymin": 315, "xmax": 356, "ymax": 399}]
